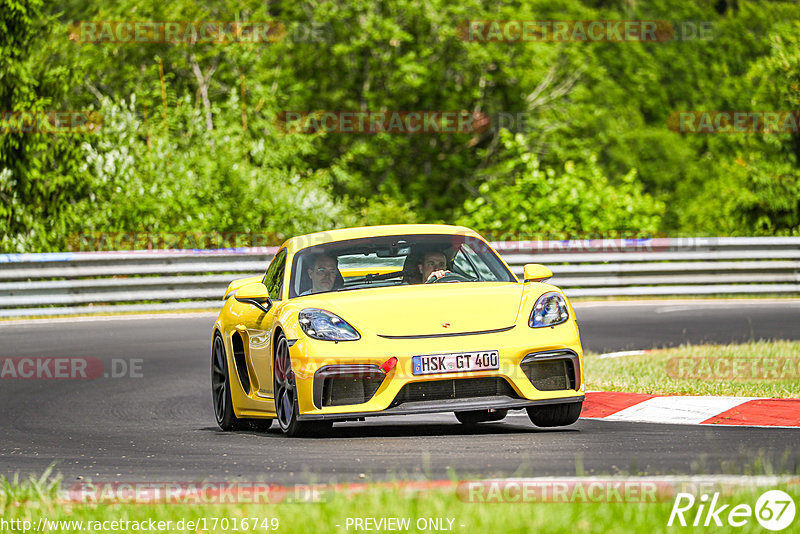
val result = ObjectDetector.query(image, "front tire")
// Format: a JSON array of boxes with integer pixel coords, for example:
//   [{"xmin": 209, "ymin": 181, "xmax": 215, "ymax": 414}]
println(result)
[
  {"xmin": 273, "ymin": 333, "xmax": 331, "ymax": 437},
  {"xmin": 526, "ymin": 401, "xmax": 583, "ymax": 427}
]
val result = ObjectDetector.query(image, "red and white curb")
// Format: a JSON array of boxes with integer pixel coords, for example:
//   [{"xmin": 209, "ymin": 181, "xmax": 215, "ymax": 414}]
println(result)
[{"xmin": 582, "ymin": 392, "xmax": 800, "ymax": 428}]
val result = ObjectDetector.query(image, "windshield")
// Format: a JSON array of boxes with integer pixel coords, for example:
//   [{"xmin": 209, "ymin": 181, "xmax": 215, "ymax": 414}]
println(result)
[{"xmin": 288, "ymin": 234, "xmax": 515, "ymax": 298}]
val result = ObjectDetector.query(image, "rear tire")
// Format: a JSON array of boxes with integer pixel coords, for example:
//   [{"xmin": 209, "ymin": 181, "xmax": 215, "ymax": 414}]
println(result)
[
  {"xmin": 213, "ymin": 333, "xmax": 274, "ymax": 432},
  {"xmin": 212, "ymin": 333, "xmax": 244, "ymax": 431},
  {"xmin": 455, "ymin": 409, "xmax": 508, "ymax": 425},
  {"xmin": 526, "ymin": 401, "xmax": 583, "ymax": 427}
]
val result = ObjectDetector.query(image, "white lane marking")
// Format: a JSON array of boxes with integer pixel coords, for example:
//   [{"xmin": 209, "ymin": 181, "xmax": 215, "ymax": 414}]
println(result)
[
  {"xmin": 598, "ymin": 350, "xmax": 648, "ymax": 359},
  {"xmin": 573, "ymin": 299, "xmax": 800, "ymax": 309},
  {"xmin": 605, "ymin": 396, "xmax": 756, "ymax": 425},
  {"xmin": 654, "ymin": 303, "xmax": 796, "ymax": 313},
  {"xmin": 655, "ymin": 306, "xmax": 695, "ymax": 313},
  {"xmin": 0, "ymin": 312, "xmax": 218, "ymax": 327}
]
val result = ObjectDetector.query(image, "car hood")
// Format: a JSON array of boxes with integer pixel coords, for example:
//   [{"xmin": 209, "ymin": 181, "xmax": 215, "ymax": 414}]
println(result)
[{"xmin": 300, "ymin": 282, "xmax": 525, "ymax": 337}]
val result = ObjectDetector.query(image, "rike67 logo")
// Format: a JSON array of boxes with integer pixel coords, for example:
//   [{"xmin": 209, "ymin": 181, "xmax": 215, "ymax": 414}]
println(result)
[{"xmin": 669, "ymin": 490, "xmax": 795, "ymax": 531}]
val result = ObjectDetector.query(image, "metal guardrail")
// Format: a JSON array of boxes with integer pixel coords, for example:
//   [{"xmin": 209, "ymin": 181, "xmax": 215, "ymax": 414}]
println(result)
[{"xmin": 0, "ymin": 237, "xmax": 798, "ymax": 317}]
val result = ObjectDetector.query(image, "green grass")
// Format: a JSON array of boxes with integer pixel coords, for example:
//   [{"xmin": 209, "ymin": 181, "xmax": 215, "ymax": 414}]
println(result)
[
  {"xmin": 585, "ymin": 340, "xmax": 800, "ymax": 398},
  {"xmin": 2, "ymin": 470, "xmax": 799, "ymax": 534}
]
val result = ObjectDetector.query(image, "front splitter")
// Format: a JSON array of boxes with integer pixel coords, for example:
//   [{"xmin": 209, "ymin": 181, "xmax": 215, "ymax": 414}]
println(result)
[{"xmin": 297, "ymin": 394, "xmax": 585, "ymax": 421}]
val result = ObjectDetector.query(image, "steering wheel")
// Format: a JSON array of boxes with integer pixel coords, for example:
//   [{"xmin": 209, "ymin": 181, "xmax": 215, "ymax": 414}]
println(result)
[{"xmin": 425, "ymin": 272, "xmax": 471, "ymax": 284}]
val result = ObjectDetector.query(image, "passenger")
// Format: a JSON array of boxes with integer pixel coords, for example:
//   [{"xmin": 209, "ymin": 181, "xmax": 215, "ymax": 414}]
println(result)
[
  {"xmin": 302, "ymin": 254, "xmax": 340, "ymax": 295},
  {"xmin": 401, "ymin": 252, "xmax": 423, "ymax": 284}
]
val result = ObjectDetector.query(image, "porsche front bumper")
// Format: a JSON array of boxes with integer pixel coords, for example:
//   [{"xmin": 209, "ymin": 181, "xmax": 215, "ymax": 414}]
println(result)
[{"xmin": 290, "ymin": 322, "xmax": 585, "ymax": 421}]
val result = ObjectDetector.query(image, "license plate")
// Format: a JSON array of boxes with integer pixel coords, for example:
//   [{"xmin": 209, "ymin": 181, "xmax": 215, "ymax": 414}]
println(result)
[{"xmin": 412, "ymin": 350, "xmax": 499, "ymax": 376}]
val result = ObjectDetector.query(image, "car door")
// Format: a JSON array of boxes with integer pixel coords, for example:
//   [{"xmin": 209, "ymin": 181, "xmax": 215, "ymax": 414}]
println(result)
[{"xmin": 240, "ymin": 248, "xmax": 286, "ymax": 400}]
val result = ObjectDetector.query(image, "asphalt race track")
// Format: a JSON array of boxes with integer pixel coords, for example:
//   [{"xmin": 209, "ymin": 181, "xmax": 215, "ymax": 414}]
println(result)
[{"xmin": 1, "ymin": 300, "xmax": 798, "ymax": 483}]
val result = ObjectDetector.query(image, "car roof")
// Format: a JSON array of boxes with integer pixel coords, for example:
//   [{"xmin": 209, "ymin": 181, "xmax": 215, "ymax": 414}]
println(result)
[{"xmin": 282, "ymin": 224, "xmax": 483, "ymax": 252}]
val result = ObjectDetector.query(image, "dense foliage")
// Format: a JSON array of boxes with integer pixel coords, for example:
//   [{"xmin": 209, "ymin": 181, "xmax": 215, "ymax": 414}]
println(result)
[{"xmin": 1, "ymin": 0, "xmax": 798, "ymax": 251}]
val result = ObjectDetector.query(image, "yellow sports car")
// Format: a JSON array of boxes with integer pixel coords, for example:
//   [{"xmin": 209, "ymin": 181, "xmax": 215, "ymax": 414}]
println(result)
[{"xmin": 212, "ymin": 224, "xmax": 585, "ymax": 436}]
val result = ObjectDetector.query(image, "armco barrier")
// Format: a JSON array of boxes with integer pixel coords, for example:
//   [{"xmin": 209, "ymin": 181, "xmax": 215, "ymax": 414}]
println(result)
[{"xmin": 0, "ymin": 237, "xmax": 798, "ymax": 317}]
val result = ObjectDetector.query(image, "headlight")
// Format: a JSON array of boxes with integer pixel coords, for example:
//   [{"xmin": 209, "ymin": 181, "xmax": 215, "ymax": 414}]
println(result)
[
  {"xmin": 298, "ymin": 308, "xmax": 360, "ymax": 341},
  {"xmin": 529, "ymin": 292, "xmax": 569, "ymax": 328}
]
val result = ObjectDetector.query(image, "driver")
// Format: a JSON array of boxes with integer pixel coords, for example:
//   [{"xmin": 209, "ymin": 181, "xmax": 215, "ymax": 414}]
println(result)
[
  {"xmin": 302, "ymin": 254, "xmax": 340, "ymax": 295},
  {"xmin": 418, "ymin": 250, "xmax": 450, "ymax": 282}
]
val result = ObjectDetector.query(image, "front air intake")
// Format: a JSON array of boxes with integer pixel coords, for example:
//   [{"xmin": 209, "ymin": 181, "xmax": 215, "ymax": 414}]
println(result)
[
  {"xmin": 230, "ymin": 333, "xmax": 251, "ymax": 395},
  {"xmin": 313, "ymin": 365, "xmax": 385, "ymax": 408},
  {"xmin": 520, "ymin": 350, "xmax": 579, "ymax": 391}
]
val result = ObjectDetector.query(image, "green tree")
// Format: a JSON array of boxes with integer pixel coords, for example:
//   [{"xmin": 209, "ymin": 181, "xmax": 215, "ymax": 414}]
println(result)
[
  {"xmin": 0, "ymin": 0, "xmax": 90, "ymax": 251},
  {"xmin": 7, "ymin": 0, "xmax": 800, "ymax": 251},
  {"xmin": 75, "ymin": 93, "xmax": 351, "ymax": 247},
  {"xmin": 457, "ymin": 130, "xmax": 664, "ymax": 238}
]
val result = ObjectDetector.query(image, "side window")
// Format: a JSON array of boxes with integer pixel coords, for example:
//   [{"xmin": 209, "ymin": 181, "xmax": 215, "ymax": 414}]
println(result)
[
  {"xmin": 452, "ymin": 248, "xmax": 478, "ymax": 279},
  {"xmin": 263, "ymin": 249, "xmax": 287, "ymax": 300},
  {"xmin": 452, "ymin": 244, "xmax": 496, "ymax": 280}
]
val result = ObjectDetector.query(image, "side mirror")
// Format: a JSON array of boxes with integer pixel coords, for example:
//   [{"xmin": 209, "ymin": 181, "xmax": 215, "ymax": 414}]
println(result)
[
  {"xmin": 523, "ymin": 263, "xmax": 553, "ymax": 283},
  {"xmin": 235, "ymin": 282, "xmax": 272, "ymax": 313}
]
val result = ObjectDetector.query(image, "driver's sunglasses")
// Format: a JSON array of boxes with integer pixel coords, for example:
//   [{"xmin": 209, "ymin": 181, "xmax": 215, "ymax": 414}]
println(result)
[
  {"xmin": 314, "ymin": 267, "xmax": 337, "ymax": 276},
  {"xmin": 425, "ymin": 261, "xmax": 446, "ymax": 269}
]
